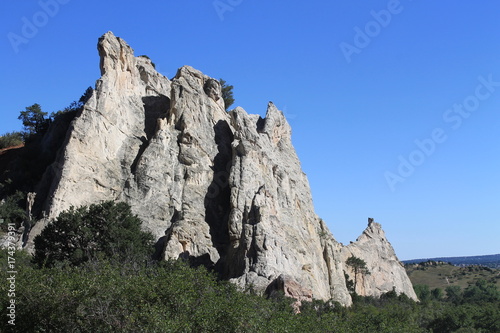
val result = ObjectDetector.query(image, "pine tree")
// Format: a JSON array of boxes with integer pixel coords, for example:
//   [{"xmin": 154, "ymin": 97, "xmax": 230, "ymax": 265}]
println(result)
[{"xmin": 219, "ymin": 78, "xmax": 235, "ymax": 111}]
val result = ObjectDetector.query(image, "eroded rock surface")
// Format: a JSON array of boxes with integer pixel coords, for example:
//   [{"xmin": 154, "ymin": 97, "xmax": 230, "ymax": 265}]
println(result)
[{"xmin": 341, "ymin": 219, "xmax": 418, "ymax": 300}]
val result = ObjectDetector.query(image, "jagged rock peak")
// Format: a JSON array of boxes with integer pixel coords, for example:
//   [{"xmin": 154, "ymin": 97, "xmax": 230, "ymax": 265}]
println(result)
[
  {"xmin": 22, "ymin": 32, "xmax": 417, "ymax": 306},
  {"xmin": 98, "ymin": 31, "xmax": 135, "ymax": 75},
  {"xmin": 341, "ymin": 218, "xmax": 418, "ymax": 300}
]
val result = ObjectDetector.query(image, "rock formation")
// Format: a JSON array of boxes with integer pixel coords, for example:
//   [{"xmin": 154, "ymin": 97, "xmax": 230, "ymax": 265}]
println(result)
[
  {"xmin": 24, "ymin": 32, "xmax": 417, "ymax": 305},
  {"xmin": 341, "ymin": 218, "xmax": 416, "ymax": 298}
]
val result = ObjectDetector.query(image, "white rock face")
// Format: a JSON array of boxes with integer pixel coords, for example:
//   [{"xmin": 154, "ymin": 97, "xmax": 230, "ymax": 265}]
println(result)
[
  {"xmin": 27, "ymin": 32, "xmax": 417, "ymax": 305},
  {"xmin": 44, "ymin": 32, "xmax": 171, "ymax": 222},
  {"xmin": 225, "ymin": 105, "xmax": 351, "ymax": 304},
  {"xmin": 341, "ymin": 219, "xmax": 418, "ymax": 300}
]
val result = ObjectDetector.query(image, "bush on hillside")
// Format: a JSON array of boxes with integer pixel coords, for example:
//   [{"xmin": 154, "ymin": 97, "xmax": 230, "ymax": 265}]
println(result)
[{"xmin": 33, "ymin": 201, "xmax": 154, "ymax": 267}]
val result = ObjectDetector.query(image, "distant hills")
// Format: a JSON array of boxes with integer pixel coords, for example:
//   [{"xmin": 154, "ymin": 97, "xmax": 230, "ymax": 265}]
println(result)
[
  {"xmin": 404, "ymin": 260, "xmax": 500, "ymax": 291},
  {"xmin": 403, "ymin": 254, "xmax": 500, "ymax": 269}
]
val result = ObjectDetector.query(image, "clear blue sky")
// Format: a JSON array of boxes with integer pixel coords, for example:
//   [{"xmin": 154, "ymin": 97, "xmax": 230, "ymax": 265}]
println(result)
[{"xmin": 1, "ymin": 0, "xmax": 499, "ymax": 260}]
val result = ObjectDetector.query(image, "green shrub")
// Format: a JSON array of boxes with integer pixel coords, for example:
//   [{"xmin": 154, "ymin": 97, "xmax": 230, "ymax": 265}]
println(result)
[
  {"xmin": 414, "ymin": 284, "xmax": 431, "ymax": 303},
  {"xmin": 0, "ymin": 258, "xmax": 302, "ymax": 332},
  {"xmin": 0, "ymin": 251, "xmax": 497, "ymax": 332},
  {"xmin": 462, "ymin": 279, "xmax": 500, "ymax": 304},
  {"xmin": 33, "ymin": 201, "xmax": 154, "ymax": 267},
  {"xmin": 0, "ymin": 132, "xmax": 23, "ymax": 150}
]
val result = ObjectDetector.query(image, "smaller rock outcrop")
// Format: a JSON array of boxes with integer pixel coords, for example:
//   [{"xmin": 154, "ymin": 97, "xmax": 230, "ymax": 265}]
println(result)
[
  {"xmin": 341, "ymin": 218, "xmax": 418, "ymax": 300},
  {"xmin": 265, "ymin": 274, "xmax": 313, "ymax": 313}
]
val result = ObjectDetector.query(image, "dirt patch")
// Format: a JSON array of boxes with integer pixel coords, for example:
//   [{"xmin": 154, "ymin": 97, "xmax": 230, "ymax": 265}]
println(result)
[{"xmin": 0, "ymin": 144, "xmax": 24, "ymax": 156}]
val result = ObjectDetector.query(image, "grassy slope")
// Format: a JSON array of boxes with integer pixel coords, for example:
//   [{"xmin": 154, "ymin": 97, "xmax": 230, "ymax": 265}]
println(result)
[{"xmin": 405, "ymin": 262, "xmax": 500, "ymax": 290}]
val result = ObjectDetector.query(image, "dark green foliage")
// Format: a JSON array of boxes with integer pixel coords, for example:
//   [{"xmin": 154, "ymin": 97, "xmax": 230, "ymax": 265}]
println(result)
[
  {"xmin": 18, "ymin": 103, "xmax": 49, "ymax": 140},
  {"xmin": 423, "ymin": 280, "xmax": 500, "ymax": 333},
  {"xmin": 446, "ymin": 285, "xmax": 463, "ymax": 304},
  {"xmin": 414, "ymin": 284, "xmax": 446, "ymax": 303},
  {"xmin": 33, "ymin": 201, "xmax": 154, "ymax": 267},
  {"xmin": 345, "ymin": 255, "xmax": 370, "ymax": 292},
  {"xmin": 0, "ymin": 249, "xmax": 499, "ymax": 332},
  {"xmin": 431, "ymin": 287, "xmax": 444, "ymax": 300},
  {"xmin": 346, "ymin": 255, "xmax": 370, "ymax": 274},
  {"xmin": 344, "ymin": 272, "xmax": 355, "ymax": 293},
  {"xmin": 462, "ymin": 279, "xmax": 500, "ymax": 304},
  {"xmin": 414, "ymin": 284, "xmax": 431, "ymax": 302},
  {"xmin": 427, "ymin": 303, "xmax": 500, "ymax": 333},
  {"xmin": 0, "ymin": 191, "xmax": 25, "ymax": 230},
  {"xmin": 219, "ymin": 78, "xmax": 235, "ymax": 111},
  {"xmin": 79, "ymin": 86, "xmax": 93, "ymax": 105},
  {"xmin": 0, "ymin": 132, "xmax": 23, "ymax": 149},
  {"xmin": 0, "ymin": 256, "xmax": 295, "ymax": 332}
]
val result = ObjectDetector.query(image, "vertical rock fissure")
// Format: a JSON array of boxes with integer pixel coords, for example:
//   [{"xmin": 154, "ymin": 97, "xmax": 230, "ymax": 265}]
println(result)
[
  {"xmin": 246, "ymin": 188, "xmax": 263, "ymax": 270},
  {"xmin": 130, "ymin": 95, "xmax": 170, "ymax": 175},
  {"xmin": 322, "ymin": 246, "xmax": 333, "ymax": 295},
  {"xmin": 143, "ymin": 95, "xmax": 170, "ymax": 140},
  {"xmin": 204, "ymin": 120, "xmax": 234, "ymax": 273},
  {"xmin": 152, "ymin": 209, "xmax": 181, "ymax": 261}
]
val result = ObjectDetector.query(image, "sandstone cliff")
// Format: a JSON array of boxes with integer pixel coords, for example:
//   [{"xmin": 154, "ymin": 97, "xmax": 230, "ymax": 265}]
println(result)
[{"xmin": 25, "ymin": 32, "xmax": 417, "ymax": 305}]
